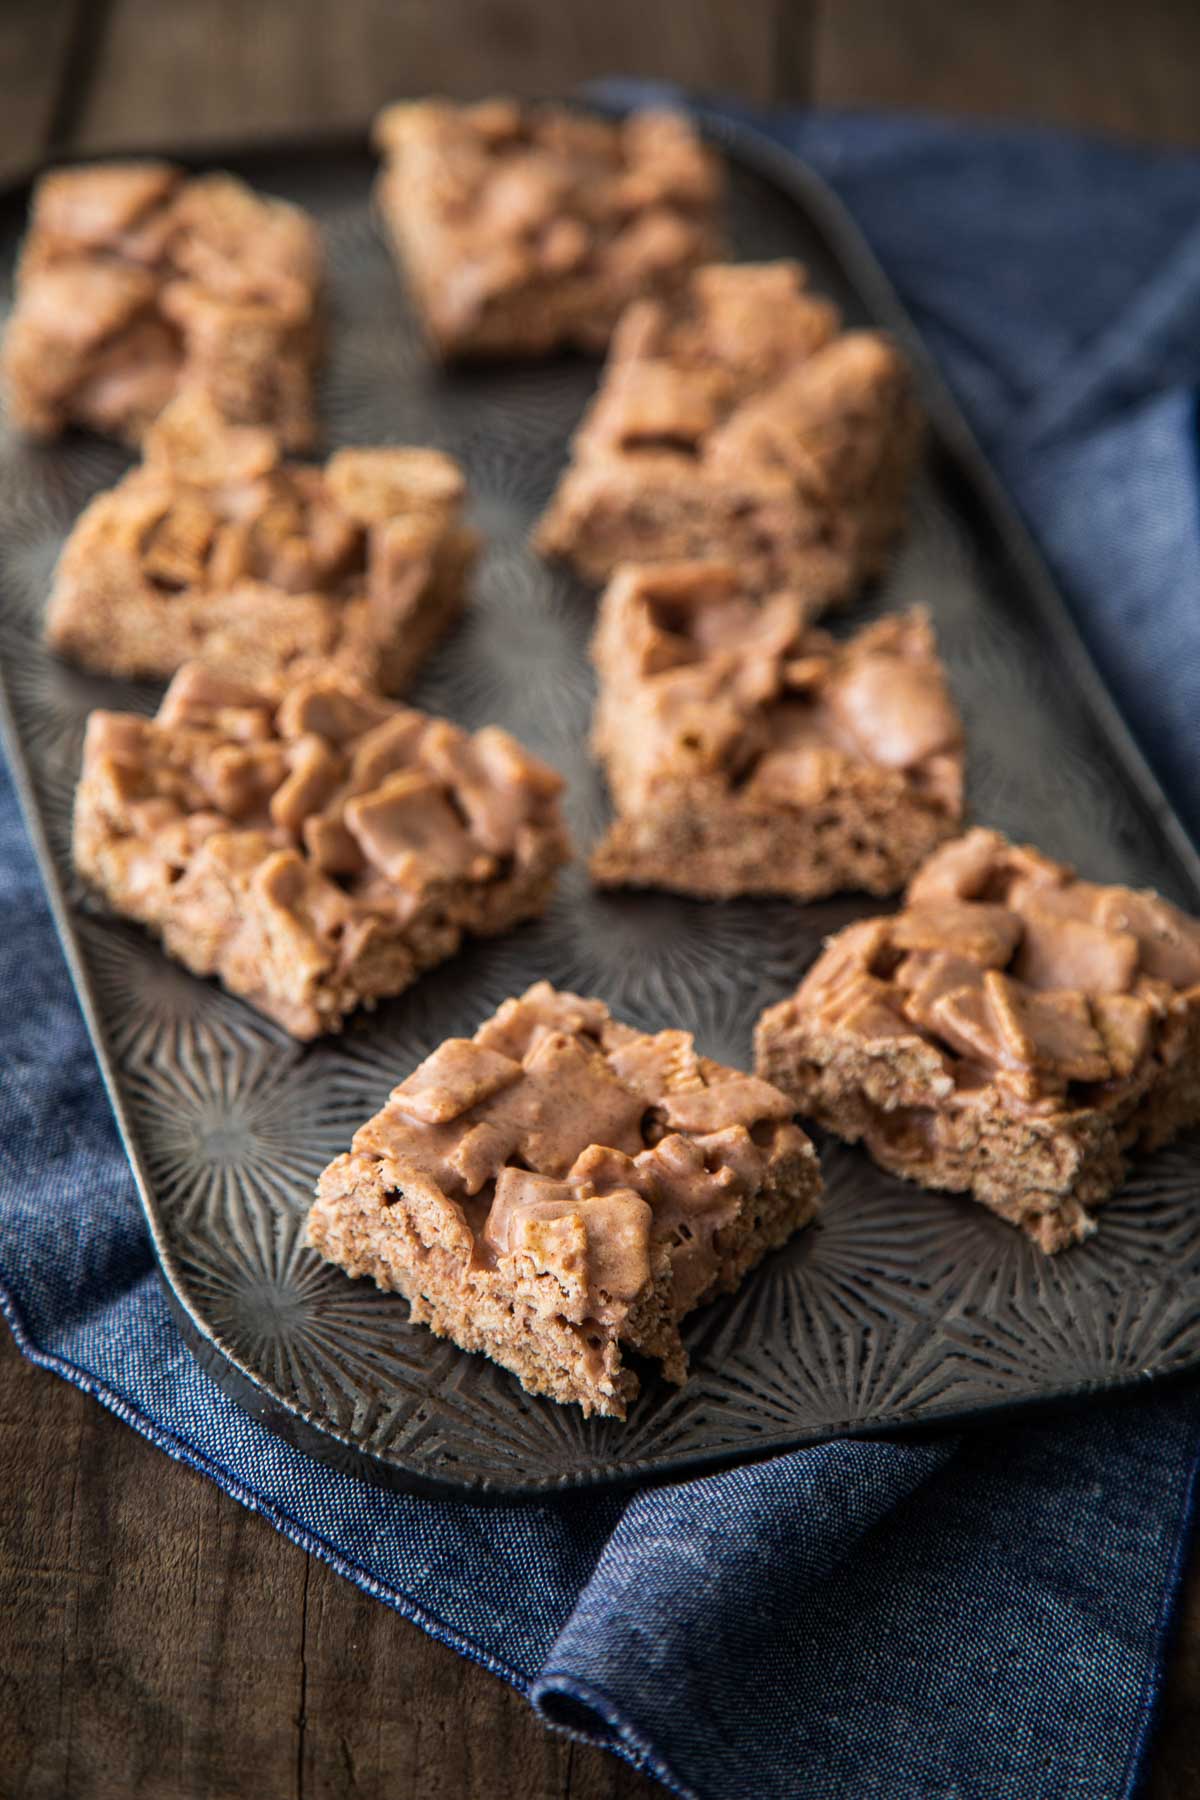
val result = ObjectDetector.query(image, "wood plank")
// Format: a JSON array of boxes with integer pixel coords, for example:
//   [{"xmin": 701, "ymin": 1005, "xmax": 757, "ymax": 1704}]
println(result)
[
  {"xmin": 0, "ymin": 1331, "xmax": 86, "ymax": 1798},
  {"xmin": 1146, "ymin": 1526, "xmax": 1200, "ymax": 1800},
  {"xmin": 0, "ymin": 1330, "xmax": 655, "ymax": 1798},
  {"xmin": 0, "ymin": 0, "xmax": 84, "ymax": 174},
  {"xmin": 0, "ymin": 1332, "xmax": 305, "ymax": 1800},
  {"xmin": 771, "ymin": 2, "xmax": 819, "ymax": 106},
  {"xmin": 812, "ymin": 0, "xmax": 1200, "ymax": 146},
  {"xmin": 71, "ymin": 0, "xmax": 783, "ymax": 153}
]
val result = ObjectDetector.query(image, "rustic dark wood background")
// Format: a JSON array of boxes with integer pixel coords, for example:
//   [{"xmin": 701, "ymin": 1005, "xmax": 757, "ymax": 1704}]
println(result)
[{"xmin": 3, "ymin": 2, "xmax": 1200, "ymax": 1796}]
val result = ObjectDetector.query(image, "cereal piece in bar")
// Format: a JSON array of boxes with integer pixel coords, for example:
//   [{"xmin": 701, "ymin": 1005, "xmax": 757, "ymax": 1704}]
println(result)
[
  {"xmin": 755, "ymin": 828, "xmax": 1200, "ymax": 1251},
  {"xmin": 308, "ymin": 982, "xmax": 821, "ymax": 1415}
]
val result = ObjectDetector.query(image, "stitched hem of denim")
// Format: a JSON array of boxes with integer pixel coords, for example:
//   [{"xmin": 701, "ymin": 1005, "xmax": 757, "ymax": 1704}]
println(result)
[
  {"xmin": 1118, "ymin": 1419, "xmax": 1200, "ymax": 1798},
  {"xmin": 534, "ymin": 1671, "xmax": 698, "ymax": 1800}
]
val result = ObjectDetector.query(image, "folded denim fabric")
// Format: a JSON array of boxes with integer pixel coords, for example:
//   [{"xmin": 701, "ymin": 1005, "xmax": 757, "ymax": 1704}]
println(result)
[{"xmin": 3, "ymin": 94, "xmax": 1200, "ymax": 1800}]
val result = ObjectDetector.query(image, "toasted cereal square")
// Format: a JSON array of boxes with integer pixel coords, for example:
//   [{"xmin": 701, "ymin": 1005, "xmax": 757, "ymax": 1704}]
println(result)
[
  {"xmin": 308, "ymin": 982, "xmax": 821, "ymax": 1416},
  {"xmin": 589, "ymin": 562, "xmax": 964, "ymax": 901},
  {"xmin": 74, "ymin": 666, "xmax": 569, "ymax": 1039},
  {"xmin": 536, "ymin": 261, "xmax": 922, "ymax": 605},
  {"xmin": 3, "ymin": 161, "xmax": 323, "ymax": 447},
  {"xmin": 372, "ymin": 99, "xmax": 724, "ymax": 358},
  {"xmin": 755, "ymin": 828, "xmax": 1200, "ymax": 1251},
  {"xmin": 45, "ymin": 391, "xmax": 476, "ymax": 692}
]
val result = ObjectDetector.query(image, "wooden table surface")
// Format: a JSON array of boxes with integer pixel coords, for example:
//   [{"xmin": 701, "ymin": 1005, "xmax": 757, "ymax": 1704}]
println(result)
[{"xmin": 3, "ymin": 4, "xmax": 1199, "ymax": 1795}]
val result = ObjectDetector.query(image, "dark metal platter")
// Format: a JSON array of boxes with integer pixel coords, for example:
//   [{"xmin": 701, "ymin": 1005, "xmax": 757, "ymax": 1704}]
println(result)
[{"xmin": 3, "ymin": 115, "xmax": 1200, "ymax": 1501}]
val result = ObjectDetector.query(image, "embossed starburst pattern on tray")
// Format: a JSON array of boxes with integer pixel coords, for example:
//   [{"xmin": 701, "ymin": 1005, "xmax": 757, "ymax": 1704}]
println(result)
[{"xmin": 1, "ymin": 126, "xmax": 1199, "ymax": 1497}]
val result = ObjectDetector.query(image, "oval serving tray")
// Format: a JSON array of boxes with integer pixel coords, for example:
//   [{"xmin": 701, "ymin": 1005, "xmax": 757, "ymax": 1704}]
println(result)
[{"xmin": 2, "ymin": 113, "xmax": 1199, "ymax": 1500}]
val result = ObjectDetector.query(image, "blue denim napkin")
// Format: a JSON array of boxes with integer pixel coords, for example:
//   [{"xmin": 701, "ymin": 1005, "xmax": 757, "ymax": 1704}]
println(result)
[{"xmin": 4, "ymin": 98, "xmax": 1200, "ymax": 1800}]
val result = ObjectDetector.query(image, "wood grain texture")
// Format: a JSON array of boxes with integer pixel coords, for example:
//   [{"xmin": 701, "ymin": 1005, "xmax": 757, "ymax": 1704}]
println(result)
[
  {"xmin": 0, "ymin": 0, "xmax": 85, "ymax": 175},
  {"xmin": 0, "ymin": 1331, "xmax": 658, "ymax": 1800},
  {"xmin": 813, "ymin": 0, "xmax": 1200, "ymax": 146},
  {"xmin": 3, "ymin": 3, "xmax": 1199, "ymax": 1796},
  {"xmin": 73, "ymin": 0, "xmax": 785, "ymax": 152},
  {"xmin": 1146, "ymin": 1553, "xmax": 1200, "ymax": 1800}
]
